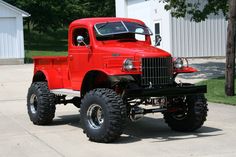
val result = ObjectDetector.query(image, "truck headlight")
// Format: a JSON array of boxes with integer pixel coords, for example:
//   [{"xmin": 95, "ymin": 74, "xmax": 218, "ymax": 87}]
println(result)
[
  {"xmin": 123, "ymin": 58, "xmax": 134, "ymax": 71},
  {"xmin": 174, "ymin": 57, "xmax": 188, "ymax": 69}
]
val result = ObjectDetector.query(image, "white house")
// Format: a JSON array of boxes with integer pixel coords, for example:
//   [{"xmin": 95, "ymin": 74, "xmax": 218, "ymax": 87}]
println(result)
[
  {"xmin": 116, "ymin": 0, "xmax": 228, "ymax": 57},
  {"xmin": 0, "ymin": 0, "xmax": 30, "ymax": 64}
]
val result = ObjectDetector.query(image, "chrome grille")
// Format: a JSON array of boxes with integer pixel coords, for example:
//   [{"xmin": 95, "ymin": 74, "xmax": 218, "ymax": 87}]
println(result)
[{"xmin": 141, "ymin": 57, "xmax": 173, "ymax": 86}]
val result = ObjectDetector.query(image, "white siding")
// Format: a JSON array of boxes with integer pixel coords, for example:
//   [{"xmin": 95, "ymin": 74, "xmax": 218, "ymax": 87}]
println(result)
[
  {"xmin": 171, "ymin": 15, "xmax": 227, "ymax": 57},
  {"xmin": 127, "ymin": 0, "xmax": 150, "ymax": 19},
  {"xmin": 16, "ymin": 16, "xmax": 24, "ymax": 58},
  {"xmin": 126, "ymin": 0, "xmax": 153, "ymax": 32},
  {"xmin": 115, "ymin": 0, "xmax": 172, "ymax": 52},
  {"xmin": 115, "ymin": 0, "xmax": 127, "ymax": 17},
  {"xmin": 115, "ymin": 0, "xmax": 228, "ymax": 57},
  {"xmin": 0, "ymin": 3, "xmax": 17, "ymax": 17},
  {"xmin": 150, "ymin": 0, "xmax": 171, "ymax": 52},
  {"xmin": 0, "ymin": 2, "xmax": 26, "ymax": 60},
  {"xmin": 0, "ymin": 17, "xmax": 17, "ymax": 58}
]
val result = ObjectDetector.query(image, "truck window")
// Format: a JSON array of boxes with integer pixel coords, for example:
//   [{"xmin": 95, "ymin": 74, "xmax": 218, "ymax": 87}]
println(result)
[
  {"xmin": 94, "ymin": 21, "xmax": 152, "ymax": 41},
  {"xmin": 72, "ymin": 28, "xmax": 90, "ymax": 46}
]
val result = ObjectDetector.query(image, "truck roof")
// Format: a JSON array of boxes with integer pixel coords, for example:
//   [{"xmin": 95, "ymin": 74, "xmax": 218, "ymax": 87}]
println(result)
[{"xmin": 69, "ymin": 17, "xmax": 146, "ymax": 28}]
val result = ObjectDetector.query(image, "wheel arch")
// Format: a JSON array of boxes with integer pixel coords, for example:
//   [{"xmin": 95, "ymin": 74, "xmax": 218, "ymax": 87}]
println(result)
[
  {"xmin": 81, "ymin": 70, "xmax": 111, "ymax": 97},
  {"xmin": 33, "ymin": 70, "xmax": 47, "ymax": 82}
]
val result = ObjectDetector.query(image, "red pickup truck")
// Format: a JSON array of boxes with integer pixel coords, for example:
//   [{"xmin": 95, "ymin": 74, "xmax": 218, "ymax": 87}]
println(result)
[{"xmin": 27, "ymin": 17, "xmax": 208, "ymax": 143}]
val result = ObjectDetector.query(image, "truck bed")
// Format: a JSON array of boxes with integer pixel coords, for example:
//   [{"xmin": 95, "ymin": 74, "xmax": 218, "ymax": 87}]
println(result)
[{"xmin": 33, "ymin": 56, "xmax": 72, "ymax": 89}]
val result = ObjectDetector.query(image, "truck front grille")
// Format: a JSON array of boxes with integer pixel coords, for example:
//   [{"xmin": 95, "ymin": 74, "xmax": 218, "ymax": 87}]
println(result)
[{"xmin": 141, "ymin": 57, "xmax": 173, "ymax": 86}]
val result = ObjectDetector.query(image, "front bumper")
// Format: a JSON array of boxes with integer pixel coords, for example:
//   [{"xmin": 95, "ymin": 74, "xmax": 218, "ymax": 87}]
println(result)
[{"xmin": 125, "ymin": 85, "xmax": 207, "ymax": 98}]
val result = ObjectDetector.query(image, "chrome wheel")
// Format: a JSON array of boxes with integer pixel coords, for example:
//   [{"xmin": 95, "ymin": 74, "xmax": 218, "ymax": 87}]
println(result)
[
  {"xmin": 80, "ymin": 88, "xmax": 127, "ymax": 142},
  {"xmin": 30, "ymin": 94, "xmax": 38, "ymax": 114},
  {"xmin": 87, "ymin": 104, "xmax": 104, "ymax": 129},
  {"xmin": 164, "ymin": 94, "xmax": 208, "ymax": 132}
]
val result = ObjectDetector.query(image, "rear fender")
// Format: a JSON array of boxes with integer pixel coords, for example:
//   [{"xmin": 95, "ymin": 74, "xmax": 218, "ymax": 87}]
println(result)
[{"xmin": 33, "ymin": 70, "xmax": 63, "ymax": 89}]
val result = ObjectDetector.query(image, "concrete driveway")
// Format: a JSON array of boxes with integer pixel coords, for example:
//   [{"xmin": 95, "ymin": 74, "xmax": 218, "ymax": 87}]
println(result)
[
  {"xmin": 0, "ymin": 63, "xmax": 236, "ymax": 157},
  {"xmin": 176, "ymin": 58, "xmax": 225, "ymax": 83}
]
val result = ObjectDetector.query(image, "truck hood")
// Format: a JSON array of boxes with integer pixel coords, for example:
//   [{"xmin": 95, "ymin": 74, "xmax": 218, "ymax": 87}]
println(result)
[{"xmin": 96, "ymin": 42, "xmax": 171, "ymax": 58}]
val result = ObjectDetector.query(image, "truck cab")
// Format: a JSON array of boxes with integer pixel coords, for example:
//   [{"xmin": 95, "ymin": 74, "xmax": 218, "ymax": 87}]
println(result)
[{"xmin": 27, "ymin": 17, "xmax": 208, "ymax": 143}]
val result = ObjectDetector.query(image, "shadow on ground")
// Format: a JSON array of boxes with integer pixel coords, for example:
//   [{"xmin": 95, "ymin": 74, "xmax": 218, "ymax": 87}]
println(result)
[
  {"xmin": 52, "ymin": 114, "xmax": 223, "ymax": 144},
  {"xmin": 178, "ymin": 61, "xmax": 226, "ymax": 80}
]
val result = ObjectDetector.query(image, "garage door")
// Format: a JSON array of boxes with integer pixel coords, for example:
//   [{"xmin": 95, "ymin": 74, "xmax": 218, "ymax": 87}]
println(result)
[{"xmin": 0, "ymin": 17, "xmax": 17, "ymax": 58}]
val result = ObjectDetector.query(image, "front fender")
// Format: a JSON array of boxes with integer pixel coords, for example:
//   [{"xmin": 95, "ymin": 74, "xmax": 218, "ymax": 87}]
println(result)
[{"xmin": 174, "ymin": 66, "xmax": 198, "ymax": 74}]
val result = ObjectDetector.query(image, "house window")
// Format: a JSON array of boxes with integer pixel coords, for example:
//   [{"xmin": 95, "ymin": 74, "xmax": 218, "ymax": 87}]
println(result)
[{"xmin": 155, "ymin": 23, "xmax": 160, "ymax": 46}]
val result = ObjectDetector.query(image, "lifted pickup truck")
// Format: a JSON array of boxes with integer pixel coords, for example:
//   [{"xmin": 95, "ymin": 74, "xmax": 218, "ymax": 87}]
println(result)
[{"xmin": 27, "ymin": 17, "xmax": 208, "ymax": 143}]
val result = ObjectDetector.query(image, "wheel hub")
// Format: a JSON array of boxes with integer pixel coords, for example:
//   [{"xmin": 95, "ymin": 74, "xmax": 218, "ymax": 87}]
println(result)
[
  {"xmin": 30, "ymin": 94, "xmax": 38, "ymax": 114},
  {"xmin": 87, "ymin": 104, "xmax": 104, "ymax": 129}
]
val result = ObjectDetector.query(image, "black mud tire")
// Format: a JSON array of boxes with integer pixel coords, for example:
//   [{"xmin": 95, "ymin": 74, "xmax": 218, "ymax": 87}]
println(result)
[
  {"xmin": 80, "ymin": 88, "xmax": 127, "ymax": 143},
  {"xmin": 27, "ymin": 82, "xmax": 55, "ymax": 125},
  {"xmin": 164, "ymin": 94, "xmax": 208, "ymax": 132}
]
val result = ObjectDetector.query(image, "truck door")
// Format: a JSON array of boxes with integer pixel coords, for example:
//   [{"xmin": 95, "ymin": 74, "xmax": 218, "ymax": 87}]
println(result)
[{"xmin": 69, "ymin": 27, "xmax": 91, "ymax": 90}]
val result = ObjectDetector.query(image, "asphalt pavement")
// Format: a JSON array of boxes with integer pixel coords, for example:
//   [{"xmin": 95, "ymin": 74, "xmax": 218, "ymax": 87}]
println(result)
[{"xmin": 0, "ymin": 60, "xmax": 236, "ymax": 157}]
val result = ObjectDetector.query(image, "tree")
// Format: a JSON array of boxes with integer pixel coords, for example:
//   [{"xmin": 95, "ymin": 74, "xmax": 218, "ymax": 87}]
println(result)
[
  {"xmin": 5, "ymin": 0, "xmax": 66, "ymax": 32},
  {"xmin": 4, "ymin": 0, "xmax": 115, "ymax": 32},
  {"xmin": 81, "ymin": 0, "xmax": 115, "ymax": 17},
  {"xmin": 161, "ymin": 0, "xmax": 235, "ymax": 96},
  {"xmin": 162, "ymin": 0, "xmax": 228, "ymax": 22},
  {"xmin": 225, "ymin": 0, "xmax": 236, "ymax": 96}
]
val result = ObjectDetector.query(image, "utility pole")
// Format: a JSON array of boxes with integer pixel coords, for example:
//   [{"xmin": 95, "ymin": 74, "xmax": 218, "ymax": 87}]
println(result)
[{"xmin": 225, "ymin": 0, "xmax": 236, "ymax": 96}]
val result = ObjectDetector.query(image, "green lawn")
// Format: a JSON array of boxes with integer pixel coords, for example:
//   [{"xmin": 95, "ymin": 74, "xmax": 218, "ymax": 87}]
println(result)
[
  {"xmin": 25, "ymin": 50, "xmax": 67, "ymax": 58},
  {"xmin": 197, "ymin": 77, "xmax": 236, "ymax": 105},
  {"xmin": 25, "ymin": 50, "xmax": 67, "ymax": 63}
]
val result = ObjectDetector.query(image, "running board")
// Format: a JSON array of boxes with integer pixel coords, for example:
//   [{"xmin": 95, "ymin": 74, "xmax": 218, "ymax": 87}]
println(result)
[{"xmin": 50, "ymin": 89, "xmax": 81, "ymax": 97}]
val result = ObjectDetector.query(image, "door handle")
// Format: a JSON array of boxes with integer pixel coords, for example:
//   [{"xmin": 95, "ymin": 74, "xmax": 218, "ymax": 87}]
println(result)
[{"xmin": 69, "ymin": 55, "xmax": 73, "ymax": 61}]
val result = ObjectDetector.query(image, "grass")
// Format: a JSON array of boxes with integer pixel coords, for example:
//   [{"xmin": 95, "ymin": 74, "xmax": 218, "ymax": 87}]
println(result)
[
  {"xmin": 25, "ymin": 50, "xmax": 67, "ymax": 58},
  {"xmin": 25, "ymin": 50, "xmax": 67, "ymax": 63},
  {"xmin": 197, "ymin": 77, "xmax": 236, "ymax": 105}
]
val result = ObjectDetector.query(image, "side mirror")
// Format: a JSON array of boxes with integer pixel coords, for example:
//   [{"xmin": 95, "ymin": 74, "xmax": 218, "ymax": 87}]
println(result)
[
  {"xmin": 77, "ymin": 36, "xmax": 85, "ymax": 44},
  {"xmin": 155, "ymin": 34, "xmax": 162, "ymax": 46},
  {"xmin": 76, "ymin": 35, "xmax": 90, "ymax": 49}
]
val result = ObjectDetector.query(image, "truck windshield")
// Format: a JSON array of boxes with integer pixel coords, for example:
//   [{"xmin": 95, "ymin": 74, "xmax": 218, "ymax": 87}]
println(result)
[{"xmin": 94, "ymin": 21, "xmax": 153, "ymax": 37}]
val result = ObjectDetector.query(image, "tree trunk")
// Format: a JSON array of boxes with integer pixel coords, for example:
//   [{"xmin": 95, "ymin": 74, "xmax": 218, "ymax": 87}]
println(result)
[{"xmin": 225, "ymin": 0, "xmax": 236, "ymax": 96}]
